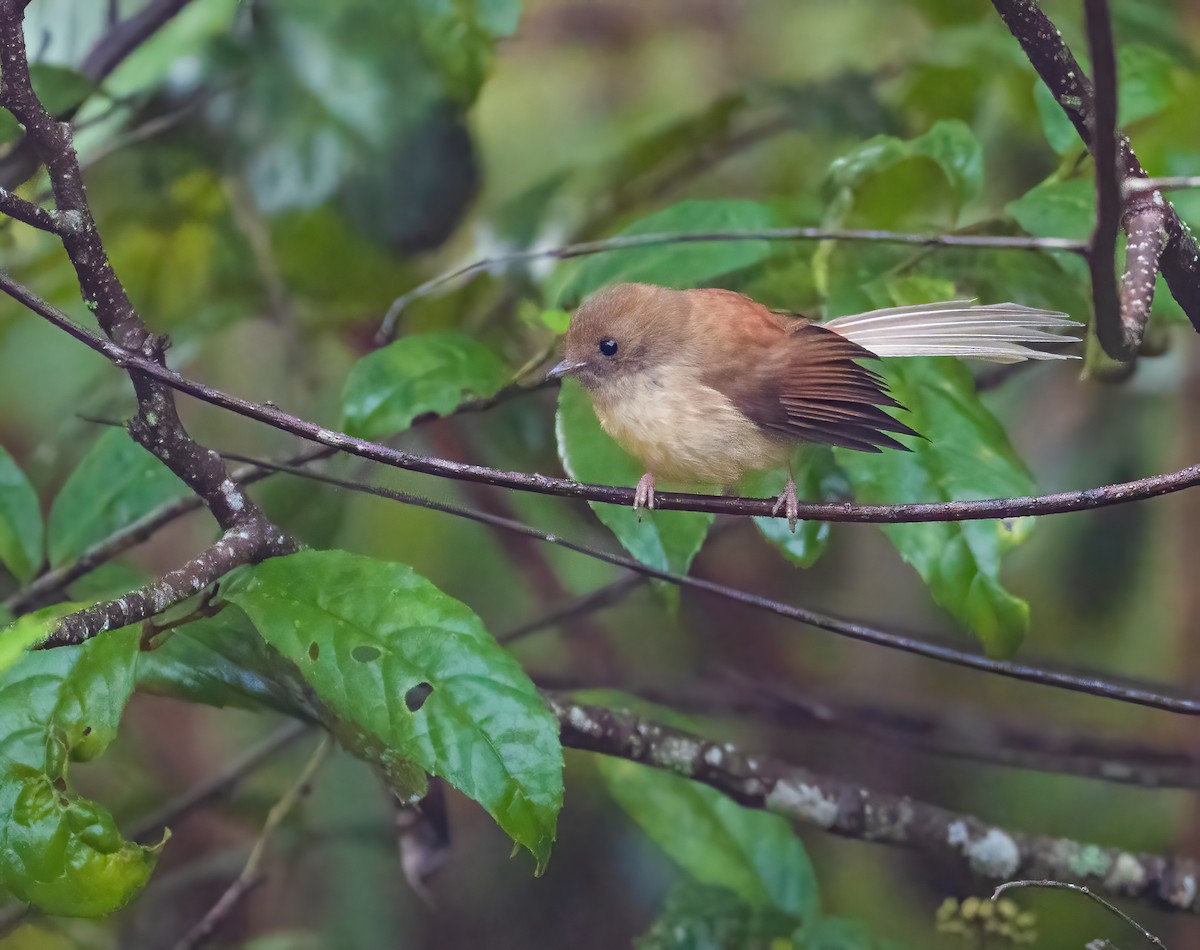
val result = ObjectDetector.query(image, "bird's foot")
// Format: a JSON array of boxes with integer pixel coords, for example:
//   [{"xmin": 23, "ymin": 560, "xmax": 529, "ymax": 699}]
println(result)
[
  {"xmin": 633, "ymin": 473, "xmax": 656, "ymax": 520},
  {"xmin": 771, "ymin": 477, "xmax": 800, "ymax": 532}
]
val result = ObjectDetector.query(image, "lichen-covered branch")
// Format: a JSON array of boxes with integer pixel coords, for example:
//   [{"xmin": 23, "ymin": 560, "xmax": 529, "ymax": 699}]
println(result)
[
  {"xmin": 550, "ymin": 697, "xmax": 1200, "ymax": 914},
  {"xmin": 1121, "ymin": 209, "xmax": 1168, "ymax": 347},
  {"xmin": 42, "ymin": 525, "xmax": 288, "ymax": 649}
]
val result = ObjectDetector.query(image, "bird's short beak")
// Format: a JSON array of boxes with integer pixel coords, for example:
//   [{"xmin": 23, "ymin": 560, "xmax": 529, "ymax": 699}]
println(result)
[{"xmin": 545, "ymin": 360, "xmax": 581, "ymax": 381}]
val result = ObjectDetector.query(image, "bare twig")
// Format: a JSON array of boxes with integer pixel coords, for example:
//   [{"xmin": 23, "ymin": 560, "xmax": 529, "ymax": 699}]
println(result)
[
  {"xmin": 232, "ymin": 454, "xmax": 1200, "ymax": 716},
  {"xmin": 551, "ymin": 697, "xmax": 1200, "ymax": 913},
  {"xmin": 993, "ymin": 880, "xmax": 1166, "ymax": 946},
  {"xmin": 377, "ymin": 227, "xmax": 1088, "ymax": 340},
  {"xmin": 0, "ymin": 184, "xmax": 59, "ymax": 231},
  {"xmin": 499, "ymin": 573, "xmax": 647, "ymax": 645},
  {"xmin": 10, "ymin": 275, "xmax": 1200, "ymax": 529},
  {"xmin": 173, "ymin": 735, "xmax": 331, "ymax": 950},
  {"xmin": 130, "ymin": 720, "xmax": 314, "ymax": 843}
]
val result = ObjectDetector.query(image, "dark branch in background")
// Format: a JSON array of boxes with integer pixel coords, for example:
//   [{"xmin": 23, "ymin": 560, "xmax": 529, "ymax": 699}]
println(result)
[
  {"xmin": 990, "ymin": 0, "xmax": 1198, "ymax": 355},
  {"xmin": 8, "ymin": 271, "xmax": 1200, "ymax": 528},
  {"xmin": 224, "ymin": 453, "xmax": 1200, "ymax": 717},
  {"xmin": 79, "ymin": 0, "xmax": 193, "ymax": 83},
  {"xmin": 720, "ymin": 676, "xmax": 1200, "ymax": 789},
  {"xmin": 0, "ymin": 0, "xmax": 292, "ymax": 646},
  {"xmin": 550, "ymin": 697, "xmax": 1200, "ymax": 914},
  {"xmin": 377, "ymin": 227, "xmax": 1088, "ymax": 340},
  {"xmin": 1083, "ymin": 0, "xmax": 1124, "ymax": 359},
  {"xmin": 992, "ymin": 880, "xmax": 1166, "ymax": 947},
  {"xmin": 499, "ymin": 573, "xmax": 646, "ymax": 645}
]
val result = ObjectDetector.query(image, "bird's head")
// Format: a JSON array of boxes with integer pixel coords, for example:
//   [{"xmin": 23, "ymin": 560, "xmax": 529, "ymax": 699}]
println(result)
[{"xmin": 547, "ymin": 283, "xmax": 690, "ymax": 395}]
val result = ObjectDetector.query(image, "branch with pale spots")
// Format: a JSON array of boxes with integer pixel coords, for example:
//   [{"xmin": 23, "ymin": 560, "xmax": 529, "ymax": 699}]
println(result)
[
  {"xmin": 0, "ymin": 0, "xmax": 299, "ymax": 646},
  {"xmin": 41, "ymin": 524, "xmax": 289, "ymax": 649},
  {"xmin": 550, "ymin": 696, "xmax": 1200, "ymax": 914},
  {"xmin": 990, "ymin": 0, "xmax": 1200, "ymax": 346}
]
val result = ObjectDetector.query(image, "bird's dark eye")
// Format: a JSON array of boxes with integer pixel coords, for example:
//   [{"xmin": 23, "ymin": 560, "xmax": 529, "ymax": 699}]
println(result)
[{"xmin": 598, "ymin": 338, "xmax": 618, "ymax": 357}]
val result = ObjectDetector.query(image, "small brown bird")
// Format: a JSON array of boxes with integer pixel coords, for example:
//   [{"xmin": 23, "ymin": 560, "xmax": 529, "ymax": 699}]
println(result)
[{"xmin": 548, "ymin": 283, "xmax": 1079, "ymax": 527}]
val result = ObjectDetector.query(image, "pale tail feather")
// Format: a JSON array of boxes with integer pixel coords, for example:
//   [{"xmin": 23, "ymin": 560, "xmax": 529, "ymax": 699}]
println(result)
[{"xmin": 824, "ymin": 300, "xmax": 1082, "ymax": 364}]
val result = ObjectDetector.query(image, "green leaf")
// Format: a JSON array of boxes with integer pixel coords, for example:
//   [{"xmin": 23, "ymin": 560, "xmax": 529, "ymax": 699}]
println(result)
[
  {"xmin": 798, "ymin": 917, "xmax": 890, "ymax": 949},
  {"xmin": 28, "ymin": 64, "xmax": 94, "ymax": 116},
  {"xmin": 223, "ymin": 550, "xmax": 563, "ymax": 868},
  {"xmin": 552, "ymin": 199, "xmax": 779, "ymax": 308},
  {"xmin": 556, "ymin": 379, "xmax": 713, "ymax": 577},
  {"xmin": 1006, "ymin": 176, "xmax": 1093, "ymax": 283},
  {"xmin": 0, "ymin": 606, "xmax": 72, "ymax": 675},
  {"xmin": 835, "ymin": 354, "xmax": 1035, "ymax": 655},
  {"xmin": 341, "ymin": 332, "xmax": 509, "ymax": 439},
  {"xmin": 406, "ymin": 0, "xmax": 523, "ymax": 104},
  {"xmin": 826, "ymin": 119, "xmax": 983, "ymax": 211},
  {"xmin": 744, "ymin": 449, "xmax": 844, "ymax": 569},
  {"xmin": 47, "ymin": 429, "xmax": 188, "ymax": 568},
  {"xmin": 637, "ymin": 881, "xmax": 797, "ymax": 950},
  {"xmin": 0, "ymin": 444, "xmax": 43, "ymax": 583},
  {"xmin": 1033, "ymin": 43, "xmax": 1179, "ymax": 145},
  {"xmin": 596, "ymin": 757, "xmax": 819, "ymax": 925},
  {"xmin": 137, "ymin": 610, "xmax": 307, "ymax": 716},
  {"xmin": 0, "ymin": 625, "xmax": 159, "ymax": 916}
]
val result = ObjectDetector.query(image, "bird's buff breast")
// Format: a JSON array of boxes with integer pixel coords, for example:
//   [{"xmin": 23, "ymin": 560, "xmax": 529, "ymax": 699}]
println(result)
[{"xmin": 589, "ymin": 368, "xmax": 788, "ymax": 487}]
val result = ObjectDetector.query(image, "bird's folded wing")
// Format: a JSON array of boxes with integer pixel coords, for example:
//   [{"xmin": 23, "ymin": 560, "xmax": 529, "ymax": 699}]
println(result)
[{"xmin": 717, "ymin": 322, "xmax": 920, "ymax": 454}]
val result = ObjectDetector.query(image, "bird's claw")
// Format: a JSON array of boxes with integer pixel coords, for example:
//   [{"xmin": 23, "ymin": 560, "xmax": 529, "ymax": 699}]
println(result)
[
  {"xmin": 771, "ymin": 478, "xmax": 800, "ymax": 532},
  {"xmin": 634, "ymin": 473, "xmax": 656, "ymax": 521}
]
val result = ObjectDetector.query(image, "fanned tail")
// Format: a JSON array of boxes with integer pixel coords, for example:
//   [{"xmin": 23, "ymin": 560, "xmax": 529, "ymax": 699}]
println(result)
[{"xmin": 824, "ymin": 300, "xmax": 1082, "ymax": 364}]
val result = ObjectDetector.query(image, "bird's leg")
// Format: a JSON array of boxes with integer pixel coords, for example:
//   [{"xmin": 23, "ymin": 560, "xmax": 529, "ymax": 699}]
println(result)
[
  {"xmin": 770, "ymin": 465, "xmax": 800, "ymax": 532},
  {"xmin": 633, "ymin": 472, "xmax": 656, "ymax": 519}
]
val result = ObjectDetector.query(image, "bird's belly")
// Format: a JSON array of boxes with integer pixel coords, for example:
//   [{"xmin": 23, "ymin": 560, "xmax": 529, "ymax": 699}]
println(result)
[{"xmin": 592, "ymin": 375, "xmax": 787, "ymax": 487}]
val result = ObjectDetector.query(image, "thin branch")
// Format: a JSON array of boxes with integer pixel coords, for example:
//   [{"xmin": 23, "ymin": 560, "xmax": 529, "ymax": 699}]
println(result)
[
  {"xmin": 233, "ymin": 453, "xmax": 1200, "ymax": 716},
  {"xmin": 498, "ymin": 573, "xmax": 646, "ymax": 645},
  {"xmin": 550, "ymin": 697, "xmax": 1200, "ymax": 913},
  {"xmin": 989, "ymin": 0, "xmax": 1200, "ymax": 333},
  {"xmin": 42, "ymin": 525, "xmax": 281, "ymax": 649},
  {"xmin": 993, "ymin": 880, "xmax": 1166, "ymax": 947},
  {"xmin": 720, "ymin": 675, "xmax": 1200, "ymax": 789},
  {"xmin": 130, "ymin": 720, "xmax": 314, "ymax": 843},
  {"xmin": 377, "ymin": 227, "xmax": 1088, "ymax": 340},
  {"xmin": 11, "ymin": 273, "xmax": 1200, "ymax": 528},
  {"xmin": 1126, "ymin": 176, "xmax": 1200, "ymax": 195},
  {"xmin": 173, "ymin": 734, "xmax": 331, "ymax": 950},
  {"xmin": 0, "ymin": 183, "xmax": 59, "ymax": 231},
  {"xmin": 79, "ymin": 0, "xmax": 194, "ymax": 84},
  {"xmin": 1083, "ymin": 0, "xmax": 1126, "ymax": 360}
]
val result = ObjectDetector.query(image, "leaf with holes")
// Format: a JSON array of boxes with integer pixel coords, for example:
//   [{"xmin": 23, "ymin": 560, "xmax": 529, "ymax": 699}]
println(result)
[
  {"xmin": 0, "ymin": 621, "xmax": 160, "ymax": 916},
  {"xmin": 47, "ymin": 429, "xmax": 188, "ymax": 568},
  {"xmin": 556, "ymin": 378, "xmax": 713, "ymax": 578},
  {"xmin": 597, "ymin": 757, "xmax": 819, "ymax": 925},
  {"xmin": 0, "ymin": 443, "xmax": 42, "ymax": 583},
  {"xmin": 342, "ymin": 332, "xmax": 509, "ymax": 439},
  {"xmin": 223, "ymin": 550, "xmax": 563, "ymax": 868}
]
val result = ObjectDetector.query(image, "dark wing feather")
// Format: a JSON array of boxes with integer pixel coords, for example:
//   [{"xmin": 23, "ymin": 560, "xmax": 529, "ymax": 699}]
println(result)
[{"xmin": 720, "ymin": 321, "xmax": 921, "ymax": 453}]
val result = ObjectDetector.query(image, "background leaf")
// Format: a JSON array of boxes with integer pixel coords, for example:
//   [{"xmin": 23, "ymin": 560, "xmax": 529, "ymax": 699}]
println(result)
[
  {"xmin": 596, "ymin": 757, "xmax": 820, "ymax": 926},
  {"xmin": 0, "ymin": 444, "xmax": 42, "ymax": 583},
  {"xmin": 551, "ymin": 199, "xmax": 779, "ymax": 307},
  {"xmin": 223, "ymin": 550, "xmax": 563, "ymax": 868},
  {"xmin": 46, "ymin": 429, "xmax": 188, "ymax": 568},
  {"xmin": 0, "ymin": 626, "xmax": 157, "ymax": 916},
  {"xmin": 556, "ymin": 378, "xmax": 713, "ymax": 577},
  {"xmin": 341, "ymin": 332, "xmax": 509, "ymax": 438}
]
